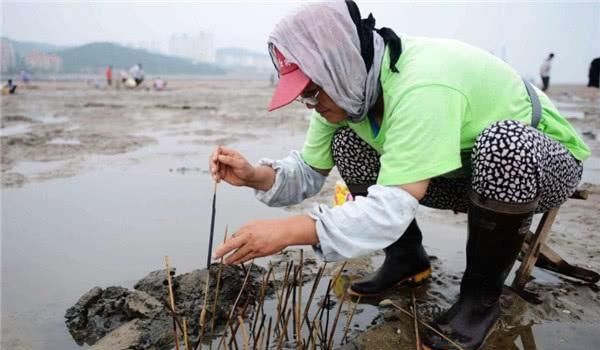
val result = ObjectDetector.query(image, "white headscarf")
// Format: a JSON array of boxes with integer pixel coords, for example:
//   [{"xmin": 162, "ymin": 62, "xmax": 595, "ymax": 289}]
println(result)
[{"xmin": 268, "ymin": 1, "xmax": 385, "ymax": 122}]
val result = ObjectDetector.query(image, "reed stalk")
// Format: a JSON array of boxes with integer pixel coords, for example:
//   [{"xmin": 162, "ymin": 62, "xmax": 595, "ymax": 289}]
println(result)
[
  {"xmin": 326, "ymin": 289, "xmax": 347, "ymax": 350},
  {"xmin": 390, "ymin": 301, "xmax": 466, "ymax": 350},
  {"xmin": 183, "ymin": 317, "xmax": 190, "ymax": 350},
  {"xmin": 340, "ymin": 296, "xmax": 361, "ymax": 345},
  {"xmin": 165, "ymin": 256, "xmax": 181, "ymax": 350}
]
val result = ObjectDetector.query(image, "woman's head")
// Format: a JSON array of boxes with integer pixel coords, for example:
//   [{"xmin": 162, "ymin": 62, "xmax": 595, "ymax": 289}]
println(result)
[
  {"xmin": 267, "ymin": 45, "xmax": 348, "ymax": 123},
  {"xmin": 266, "ymin": 1, "xmax": 390, "ymax": 122}
]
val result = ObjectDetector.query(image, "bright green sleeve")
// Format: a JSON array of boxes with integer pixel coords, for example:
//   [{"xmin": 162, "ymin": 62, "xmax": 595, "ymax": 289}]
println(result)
[
  {"xmin": 377, "ymin": 86, "xmax": 469, "ymax": 185},
  {"xmin": 301, "ymin": 112, "xmax": 344, "ymax": 170}
]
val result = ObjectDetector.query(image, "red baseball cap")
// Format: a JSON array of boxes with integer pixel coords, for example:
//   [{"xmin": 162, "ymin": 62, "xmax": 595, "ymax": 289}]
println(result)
[{"xmin": 268, "ymin": 46, "xmax": 311, "ymax": 111}]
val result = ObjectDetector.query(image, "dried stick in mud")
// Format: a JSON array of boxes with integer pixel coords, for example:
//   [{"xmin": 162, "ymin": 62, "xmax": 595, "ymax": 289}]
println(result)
[
  {"xmin": 164, "ymin": 302, "xmax": 186, "ymax": 342},
  {"xmin": 306, "ymin": 262, "xmax": 346, "ymax": 349},
  {"xmin": 307, "ymin": 281, "xmax": 331, "ymax": 348},
  {"xmin": 276, "ymin": 309, "xmax": 293, "ymax": 350},
  {"xmin": 253, "ymin": 313, "xmax": 267, "ymax": 350},
  {"xmin": 229, "ymin": 322, "xmax": 240, "ymax": 350},
  {"xmin": 341, "ymin": 296, "xmax": 361, "ymax": 345},
  {"xmin": 165, "ymin": 256, "xmax": 181, "ymax": 350},
  {"xmin": 253, "ymin": 266, "xmax": 273, "ymax": 342},
  {"xmin": 275, "ymin": 261, "xmax": 294, "ymax": 339},
  {"xmin": 273, "ymin": 261, "xmax": 290, "ymax": 338},
  {"xmin": 248, "ymin": 267, "xmax": 272, "ymax": 345},
  {"xmin": 326, "ymin": 289, "xmax": 347, "ymax": 350},
  {"xmin": 238, "ymin": 316, "xmax": 250, "ymax": 350},
  {"xmin": 390, "ymin": 301, "xmax": 466, "ymax": 350},
  {"xmin": 412, "ymin": 292, "xmax": 421, "ymax": 350},
  {"xmin": 292, "ymin": 266, "xmax": 298, "ymax": 344},
  {"xmin": 196, "ymin": 271, "xmax": 210, "ymax": 348},
  {"xmin": 301, "ymin": 264, "xmax": 326, "ymax": 331},
  {"xmin": 218, "ymin": 262, "xmax": 254, "ymax": 350},
  {"xmin": 183, "ymin": 317, "xmax": 190, "ymax": 350},
  {"xmin": 265, "ymin": 316, "xmax": 273, "ymax": 350},
  {"xmin": 296, "ymin": 250, "xmax": 304, "ymax": 349}
]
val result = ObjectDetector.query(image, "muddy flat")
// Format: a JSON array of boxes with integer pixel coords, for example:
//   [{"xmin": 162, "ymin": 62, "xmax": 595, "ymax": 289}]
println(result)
[{"xmin": 1, "ymin": 81, "xmax": 599, "ymax": 349}]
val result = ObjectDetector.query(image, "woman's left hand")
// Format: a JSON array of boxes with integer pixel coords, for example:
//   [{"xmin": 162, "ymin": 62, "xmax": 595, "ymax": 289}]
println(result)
[
  {"xmin": 213, "ymin": 215, "xmax": 319, "ymax": 265},
  {"xmin": 213, "ymin": 219, "xmax": 291, "ymax": 265}
]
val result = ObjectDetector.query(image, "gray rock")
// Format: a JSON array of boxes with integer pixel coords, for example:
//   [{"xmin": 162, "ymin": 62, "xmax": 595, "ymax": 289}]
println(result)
[
  {"xmin": 90, "ymin": 320, "xmax": 142, "ymax": 350},
  {"xmin": 65, "ymin": 286, "xmax": 136, "ymax": 345},
  {"xmin": 125, "ymin": 290, "xmax": 164, "ymax": 319},
  {"xmin": 134, "ymin": 268, "xmax": 174, "ymax": 301},
  {"xmin": 66, "ymin": 263, "xmax": 274, "ymax": 350}
]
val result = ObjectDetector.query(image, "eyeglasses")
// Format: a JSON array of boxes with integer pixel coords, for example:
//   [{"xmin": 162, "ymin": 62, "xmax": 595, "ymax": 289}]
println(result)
[{"xmin": 296, "ymin": 89, "xmax": 320, "ymax": 107}]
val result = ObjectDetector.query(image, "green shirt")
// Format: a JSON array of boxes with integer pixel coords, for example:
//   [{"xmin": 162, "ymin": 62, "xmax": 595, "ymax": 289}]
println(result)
[{"xmin": 301, "ymin": 35, "xmax": 591, "ymax": 186}]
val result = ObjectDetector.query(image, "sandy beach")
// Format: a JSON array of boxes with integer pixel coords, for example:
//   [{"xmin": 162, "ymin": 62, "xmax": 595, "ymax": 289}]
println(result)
[{"xmin": 1, "ymin": 80, "xmax": 599, "ymax": 349}]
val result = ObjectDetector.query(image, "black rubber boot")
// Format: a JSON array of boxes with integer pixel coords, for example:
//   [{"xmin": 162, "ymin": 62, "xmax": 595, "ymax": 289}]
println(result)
[
  {"xmin": 423, "ymin": 191, "xmax": 538, "ymax": 350},
  {"xmin": 346, "ymin": 184, "xmax": 431, "ymax": 297},
  {"xmin": 348, "ymin": 219, "xmax": 432, "ymax": 296}
]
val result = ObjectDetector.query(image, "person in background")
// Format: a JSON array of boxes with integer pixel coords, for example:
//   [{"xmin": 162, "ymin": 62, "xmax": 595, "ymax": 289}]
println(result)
[
  {"xmin": 153, "ymin": 78, "xmax": 167, "ymax": 91},
  {"xmin": 105, "ymin": 65, "xmax": 113, "ymax": 86},
  {"xmin": 539, "ymin": 52, "xmax": 554, "ymax": 91},
  {"xmin": 129, "ymin": 63, "xmax": 145, "ymax": 87},
  {"xmin": 119, "ymin": 70, "xmax": 128, "ymax": 84},
  {"xmin": 588, "ymin": 57, "xmax": 600, "ymax": 88},
  {"xmin": 20, "ymin": 70, "xmax": 31, "ymax": 85},
  {"xmin": 2, "ymin": 79, "xmax": 17, "ymax": 95}
]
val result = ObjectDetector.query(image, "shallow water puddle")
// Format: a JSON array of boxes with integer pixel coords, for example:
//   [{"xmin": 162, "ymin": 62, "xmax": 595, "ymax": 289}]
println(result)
[{"xmin": 1, "ymin": 158, "xmax": 289, "ymax": 349}]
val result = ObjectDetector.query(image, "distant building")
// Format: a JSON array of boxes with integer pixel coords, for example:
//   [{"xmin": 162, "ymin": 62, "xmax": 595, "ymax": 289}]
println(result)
[
  {"xmin": 216, "ymin": 48, "xmax": 272, "ymax": 73},
  {"xmin": 1, "ymin": 38, "xmax": 16, "ymax": 73},
  {"xmin": 169, "ymin": 32, "xmax": 215, "ymax": 63},
  {"xmin": 24, "ymin": 51, "xmax": 62, "ymax": 72}
]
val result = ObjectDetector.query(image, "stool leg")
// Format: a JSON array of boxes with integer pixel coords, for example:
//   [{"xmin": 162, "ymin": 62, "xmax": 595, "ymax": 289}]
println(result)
[{"xmin": 512, "ymin": 208, "xmax": 560, "ymax": 290}]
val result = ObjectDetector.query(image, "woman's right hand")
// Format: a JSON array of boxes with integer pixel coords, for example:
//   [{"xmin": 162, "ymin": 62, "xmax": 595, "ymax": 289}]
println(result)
[{"xmin": 209, "ymin": 146, "xmax": 256, "ymax": 187}]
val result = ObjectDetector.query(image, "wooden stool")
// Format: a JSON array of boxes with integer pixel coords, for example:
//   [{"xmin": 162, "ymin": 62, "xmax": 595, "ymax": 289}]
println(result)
[{"xmin": 511, "ymin": 189, "xmax": 599, "ymax": 302}]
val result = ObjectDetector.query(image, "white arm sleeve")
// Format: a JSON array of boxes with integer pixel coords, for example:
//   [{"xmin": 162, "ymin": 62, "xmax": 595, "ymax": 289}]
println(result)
[
  {"xmin": 254, "ymin": 151, "xmax": 327, "ymax": 207},
  {"xmin": 309, "ymin": 185, "xmax": 419, "ymax": 262}
]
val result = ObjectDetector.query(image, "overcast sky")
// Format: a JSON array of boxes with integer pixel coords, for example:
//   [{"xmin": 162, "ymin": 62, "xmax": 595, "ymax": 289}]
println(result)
[{"xmin": 2, "ymin": 1, "xmax": 599, "ymax": 83}]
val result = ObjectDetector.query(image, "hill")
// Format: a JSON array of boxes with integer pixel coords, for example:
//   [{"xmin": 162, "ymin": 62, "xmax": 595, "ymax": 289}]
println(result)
[{"xmin": 55, "ymin": 42, "xmax": 225, "ymax": 75}]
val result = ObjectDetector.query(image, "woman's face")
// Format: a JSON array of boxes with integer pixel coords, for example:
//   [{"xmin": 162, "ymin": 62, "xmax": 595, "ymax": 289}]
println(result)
[{"xmin": 300, "ymin": 82, "xmax": 347, "ymax": 123}]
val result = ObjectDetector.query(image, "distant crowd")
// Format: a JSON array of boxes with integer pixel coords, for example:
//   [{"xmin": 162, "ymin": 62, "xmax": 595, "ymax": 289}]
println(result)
[{"xmin": 3, "ymin": 55, "xmax": 600, "ymax": 96}]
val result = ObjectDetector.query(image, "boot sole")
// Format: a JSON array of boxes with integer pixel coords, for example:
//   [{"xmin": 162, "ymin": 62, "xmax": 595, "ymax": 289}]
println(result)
[
  {"xmin": 347, "ymin": 267, "xmax": 432, "ymax": 297},
  {"xmin": 421, "ymin": 319, "xmax": 498, "ymax": 350}
]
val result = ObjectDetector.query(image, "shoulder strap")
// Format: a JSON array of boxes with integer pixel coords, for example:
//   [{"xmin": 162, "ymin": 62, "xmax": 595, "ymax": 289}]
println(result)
[{"xmin": 523, "ymin": 78, "xmax": 542, "ymax": 128}]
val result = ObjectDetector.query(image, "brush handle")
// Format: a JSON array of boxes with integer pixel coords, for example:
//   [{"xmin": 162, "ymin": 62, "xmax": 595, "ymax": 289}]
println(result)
[{"xmin": 206, "ymin": 190, "xmax": 217, "ymax": 268}]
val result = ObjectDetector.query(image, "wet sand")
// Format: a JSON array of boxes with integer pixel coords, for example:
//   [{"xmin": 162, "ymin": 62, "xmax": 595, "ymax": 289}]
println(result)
[{"xmin": 1, "ymin": 81, "xmax": 599, "ymax": 349}]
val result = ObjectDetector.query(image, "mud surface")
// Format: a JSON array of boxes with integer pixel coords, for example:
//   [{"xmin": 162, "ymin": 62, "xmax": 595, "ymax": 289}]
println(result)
[{"xmin": 2, "ymin": 81, "xmax": 599, "ymax": 349}]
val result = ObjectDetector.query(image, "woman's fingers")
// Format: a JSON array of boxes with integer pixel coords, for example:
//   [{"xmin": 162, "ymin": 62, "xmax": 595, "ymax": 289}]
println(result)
[
  {"xmin": 226, "ymin": 244, "xmax": 254, "ymax": 265},
  {"xmin": 217, "ymin": 146, "xmax": 239, "ymax": 156},
  {"xmin": 234, "ymin": 252, "xmax": 256, "ymax": 265},
  {"xmin": 213, "ymin": 228, "xmax": 258, "ymax": 265},
  {"xmin": 213, "ymin": 231, "xmax": 248, "ymax": 259},
  {"xmin": 210, "ymin": 146, "xmax": 221, "ymax": 181},
  {"xmin": 217, "ymin": 154, "xmax": 242, "ymax": 168},
  {"xmin": 209, "ymin": 146, "xmax": 247, "ymax": 183}
]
